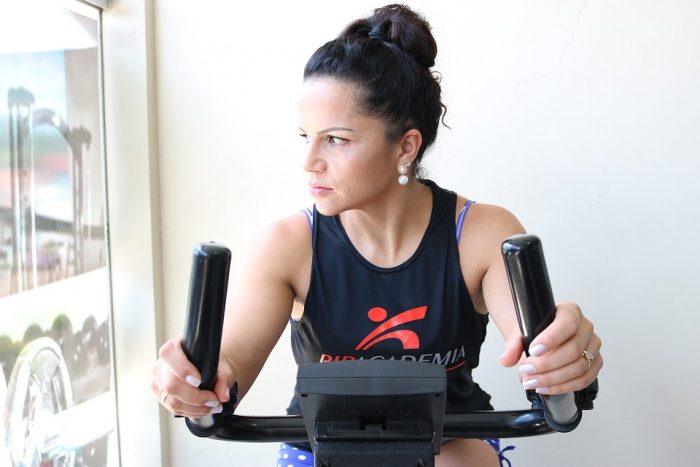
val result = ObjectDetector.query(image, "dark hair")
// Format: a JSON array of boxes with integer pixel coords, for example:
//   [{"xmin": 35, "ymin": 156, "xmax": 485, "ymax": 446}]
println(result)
[{"xmin": 303, "ymin": 4, "xmax": 446, "ymax": 173}]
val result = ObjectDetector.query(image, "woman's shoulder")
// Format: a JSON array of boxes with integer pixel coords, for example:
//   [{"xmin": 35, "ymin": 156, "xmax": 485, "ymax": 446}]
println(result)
[
  {"xmin": 257, "ymin": 210, "xmax": 312, "ymax": 251},
  {"xmin": 430, "ymin": 182, "xmax": 520, "ymax": 229},
  {"xmin": 456, "ymin": 196, "xmax": 521, "ymax": 227},
  {"xmin": 241, "ymin": 211, "xmax": 313, "ymax": 277},
  {"xmin": 452, "ymin": 196, "xmax": 526, "ymax": 293},
  {"xmin": 454, "ymin": 195, "xmax": 525, "ymax": 251},
  {"xmin": 232, "ymin": 210, "xmax": 313, "ymax": 296}
]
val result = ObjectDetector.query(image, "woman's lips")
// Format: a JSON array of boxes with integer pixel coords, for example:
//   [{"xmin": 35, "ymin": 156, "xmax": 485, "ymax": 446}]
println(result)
[{"xmin": 309, "ymin": 185, "xmax": 332, "ymax": 197}]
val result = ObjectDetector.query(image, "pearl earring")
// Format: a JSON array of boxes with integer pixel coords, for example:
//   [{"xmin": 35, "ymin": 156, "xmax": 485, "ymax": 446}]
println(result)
[{"xmin": 398, "ymin": 164, "xmax": 410, "ymax": 185}]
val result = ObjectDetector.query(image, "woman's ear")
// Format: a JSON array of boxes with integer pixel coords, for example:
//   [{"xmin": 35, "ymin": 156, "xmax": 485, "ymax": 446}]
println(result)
[{"xmin": 398, "ymin": 129, "xmax": 422, "ymax": 165}]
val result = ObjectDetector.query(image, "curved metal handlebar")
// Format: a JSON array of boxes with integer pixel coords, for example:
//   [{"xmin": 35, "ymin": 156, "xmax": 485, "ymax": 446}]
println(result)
[
  {"xmin": 182, "ymin": 234, "xmax": 588, "ymax": 441},
  {"xmin": 181, "ymin": 242, "xmax": 231, "ymax": 436},
  {"xmin": 197, "ymin": 409, "xmax": 552, "ymax": 442},
  {"xmin": 502, "ymin": 234, "xmax": 582, "ymax": 432}
]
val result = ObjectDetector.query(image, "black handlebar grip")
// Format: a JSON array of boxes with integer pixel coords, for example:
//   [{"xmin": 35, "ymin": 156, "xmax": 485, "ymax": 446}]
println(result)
[
  {"xmin": 182, "ymin": 242, "xmax": 231, "ymax": 437},
  {"xmin": 501, "ymin": 234, "xmax": 582, "ymax": 433}
]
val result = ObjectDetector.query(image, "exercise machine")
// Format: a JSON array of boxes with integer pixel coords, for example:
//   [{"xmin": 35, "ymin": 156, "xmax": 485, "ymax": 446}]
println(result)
[{"xmin": 180, "ymin": 234, "xmax": 597, "ymax": 466}]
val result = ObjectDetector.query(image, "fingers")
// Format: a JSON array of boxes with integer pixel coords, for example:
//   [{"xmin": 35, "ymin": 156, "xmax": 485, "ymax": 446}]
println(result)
[
  {"xmin": 520, "ymin": 336, "xmax": 602, "ymax": 394},
  {"xmin": 498, "ymin": 328, "xmax": 525, "ymax": 368},
  {"xmin": 527, "ymin": 302, "xmax": 583, "ymax": 357},
  {"xmin": 158, "ymin": 337, "xmax": 204, "ymax": 388},
  {"xmin": 152, "ymin": 337, "xmax": 226, "ymax": 417},
  {"xmin": 524, "ymin": 314, "xmax": 594, "ymax": 374},
  {"xmin": 213, "ymin": 361, "xmax": 236, "ymax": 403},
  {"xmin": 524, "ymin": 351, "xmax": 603, "ymax": 395},
  {"xmin": 153, "ymin": 382, "xmax": 222, "ymax": 417},
  {"xmin": 518, "ymin": 303, "xmax": 603, "ymax": 395}
]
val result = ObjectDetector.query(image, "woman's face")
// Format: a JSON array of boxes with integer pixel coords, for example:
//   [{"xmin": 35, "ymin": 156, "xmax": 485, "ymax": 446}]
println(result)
[{"xmin": 298, "ymin": 78, "xmax": 402, "ymax": 216}]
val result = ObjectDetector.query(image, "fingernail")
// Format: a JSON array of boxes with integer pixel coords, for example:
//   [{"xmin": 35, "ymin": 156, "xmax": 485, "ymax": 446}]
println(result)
[
  {"xmin": 185, "ymin": 375, "xmax": 201, "ymax": 388},
  {"xmin": 204, "ymin": 400, "xmax": 220, "ymax": 408},
  {"xmin": 518, "ymin": 364, "xmax": 536, "ymax": 375},
  {"xmin": 523, "ymin": 378, "xmax": 539, "ymax": 389},
  {"xmin": 209, "ymin": 405, "xmax": 223, "ymax": 414},
  {"xmin": 536, "ymin": 387, "xmax": 550, "ymax": 394},
  {"xmin": 223, "ymin": 386, "xmax": 230, "ymax": 402},
  {"xmin": 529, "ymin": 344, "xmax": 547, "ymax": 357}
]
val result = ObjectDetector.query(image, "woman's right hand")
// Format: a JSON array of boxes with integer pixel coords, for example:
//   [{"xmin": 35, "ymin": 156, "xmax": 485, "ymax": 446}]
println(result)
[{"xmin": 151, "ymin": 336, "xmax": 235, "ymax": 418}]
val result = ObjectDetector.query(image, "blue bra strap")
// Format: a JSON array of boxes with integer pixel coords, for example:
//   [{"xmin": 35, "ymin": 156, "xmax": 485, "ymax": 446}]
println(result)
[
  {"xmin": 456, "ymin": 200, "xmax": 475, "ymax": 242},
  {"xmin": 302, "ymin": 207, "xmax": 313, "ymax": 232}
]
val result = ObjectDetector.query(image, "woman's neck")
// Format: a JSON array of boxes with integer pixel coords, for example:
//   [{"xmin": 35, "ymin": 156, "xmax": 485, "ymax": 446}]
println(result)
[{"xmin": 338, "ymin": 181, "xmax": 433, "ymax": 268}]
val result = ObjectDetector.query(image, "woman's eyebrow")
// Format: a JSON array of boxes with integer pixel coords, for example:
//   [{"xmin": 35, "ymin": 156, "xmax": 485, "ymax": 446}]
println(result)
[
  {"xmin": 319, "ymin": 127, "xmax": 355, "ymax": 134},
  {"xmin": 298, "ymin": 126, "xmax": 356, "ymax": 135}
]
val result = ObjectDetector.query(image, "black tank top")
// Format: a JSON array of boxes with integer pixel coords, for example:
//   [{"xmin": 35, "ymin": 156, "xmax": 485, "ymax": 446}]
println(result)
[{"xmin": 289, "ymin": 180, "xmax": 493, "ymax": 416}]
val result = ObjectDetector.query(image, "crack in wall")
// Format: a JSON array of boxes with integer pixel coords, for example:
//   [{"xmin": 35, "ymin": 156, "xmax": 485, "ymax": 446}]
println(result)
[{"xmin": 514, "ymin": 0, "xmax": 590, "ymax": 88}]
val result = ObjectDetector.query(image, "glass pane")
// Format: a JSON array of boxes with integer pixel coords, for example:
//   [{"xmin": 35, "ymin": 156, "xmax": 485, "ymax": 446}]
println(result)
[{"xmin": 0, "ymin": 1, "xmax": 118, "ymax": 466}]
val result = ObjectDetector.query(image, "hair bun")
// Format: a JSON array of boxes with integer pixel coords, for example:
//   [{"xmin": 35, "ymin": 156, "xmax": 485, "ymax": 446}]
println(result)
[{"xmin": 341, "ymin": 4, "xmax": 437, "ymax": 68}]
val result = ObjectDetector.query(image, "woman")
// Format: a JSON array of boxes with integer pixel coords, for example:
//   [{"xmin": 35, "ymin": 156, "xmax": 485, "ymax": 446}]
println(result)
[{"xmin": 151, "ymin": 4, "xmax": 603, "ymax": 466}]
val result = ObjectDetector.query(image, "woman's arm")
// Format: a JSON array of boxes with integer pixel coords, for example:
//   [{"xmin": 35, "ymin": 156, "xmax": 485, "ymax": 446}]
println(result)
[
  {"xmin": 458, "ymin": 202, "xmax": 602, "ymax": 395},
  {"xmin": 215, "ymin": 213, "xmax": 311, "ymax": 402},
  {"xmin": 151, "ymin": 212, "xmax": 311, "ymax": 417}
]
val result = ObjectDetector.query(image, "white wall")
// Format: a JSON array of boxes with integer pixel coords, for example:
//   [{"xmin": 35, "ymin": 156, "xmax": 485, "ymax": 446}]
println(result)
[{"xmin": 146, "ymin": 1, "xmax": 700, "ymax": 466}]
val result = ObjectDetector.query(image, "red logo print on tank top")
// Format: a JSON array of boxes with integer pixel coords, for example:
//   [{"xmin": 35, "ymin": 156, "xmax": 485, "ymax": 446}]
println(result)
[{"xmin": 355, "ymin": 306, "xmax": 428, "ymax": 350}]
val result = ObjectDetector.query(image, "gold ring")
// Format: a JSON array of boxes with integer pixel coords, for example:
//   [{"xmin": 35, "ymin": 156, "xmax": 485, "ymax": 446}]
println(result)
[
  {"xmin": 159, "ymin": 387, "xmax": 169, "ymax": 405},
  {"xmin": 581, "ymin": 350, "xmax": 595, "ymax": 369}
]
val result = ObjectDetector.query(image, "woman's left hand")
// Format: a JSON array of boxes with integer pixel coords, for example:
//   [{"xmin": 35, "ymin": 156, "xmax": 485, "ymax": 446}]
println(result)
[{"xmin": 499, "ymin": 302, "xmax": 603, "ymax": 395}]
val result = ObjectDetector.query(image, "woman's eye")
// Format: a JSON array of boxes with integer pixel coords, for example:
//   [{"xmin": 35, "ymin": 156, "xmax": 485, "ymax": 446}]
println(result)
[
  {"xmin": 328, "ymin": 135, "xmax": 346, "ymax": 145},
  {"xmin": 299, "ymin": 133, "xmax": 309, "ymax": 142}
]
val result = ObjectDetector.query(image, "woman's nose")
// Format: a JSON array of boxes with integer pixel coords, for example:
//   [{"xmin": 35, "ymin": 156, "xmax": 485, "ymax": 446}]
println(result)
[{"xmin": 302, "ymin": 141, "xmax": 324, "ymax": 173}]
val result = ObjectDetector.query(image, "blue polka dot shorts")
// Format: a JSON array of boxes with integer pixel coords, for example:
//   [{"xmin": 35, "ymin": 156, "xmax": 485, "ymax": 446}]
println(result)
[
  {"xmin": 277, "ymin": 443, "xmax": 313, "ymax": 467},
  {"xmin": 277, "ymin": 439, "xmax": 514, "ymax": 466}
]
